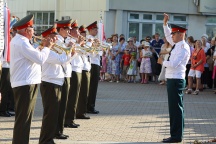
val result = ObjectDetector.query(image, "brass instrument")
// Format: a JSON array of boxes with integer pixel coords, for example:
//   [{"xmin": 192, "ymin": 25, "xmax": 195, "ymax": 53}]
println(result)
[{"xmin": 33, "ymin": 36, "xmax": 73, "ymax": 55}]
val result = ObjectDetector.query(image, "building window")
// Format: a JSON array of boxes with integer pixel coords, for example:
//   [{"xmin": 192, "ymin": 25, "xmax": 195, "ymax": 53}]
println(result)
[
  {"xmin": 156, "ymin": 15, "xmax": 163, "ymax": 21},
  {"xmin": 129, "ymin": 13, "xmax": 139, "ymax": 20},
  {"xmin": 173, "ymin": 15, "xmax": 186, "ymax": 22},
  {"xmin": 206, "ymin": 16, "xmax": 216, "ymax": 38},
  {"xmin": 142, "ymin": 24, "xmax": 152, "ymax": 38},
  {"xmin": 143, "ymin": 14, "xmax": 152, "ymax": 20},
  {"xmin": 129, "ymin": 23, "xmax": 139, "ymax": 39},
  {"xmin": 128, "ymin": 12, "xmax": 187, "ymax": 41},
  {"xmin": 27, "ymin": 11, "xmax": 55, "ymax": 35}
]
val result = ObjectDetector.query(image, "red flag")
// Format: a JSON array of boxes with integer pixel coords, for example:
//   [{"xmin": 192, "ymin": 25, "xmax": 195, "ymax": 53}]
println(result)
[{"xmin": 3, "ymin": 5, "xmax": 10, "ymax": 62}]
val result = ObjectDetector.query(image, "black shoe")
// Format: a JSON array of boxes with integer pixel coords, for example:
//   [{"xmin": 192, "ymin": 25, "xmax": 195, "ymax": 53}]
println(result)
[
  {"xmin": 72, "ymin": 121, "xmax": 80, "ymax": 127},
  {"xmin": 55, "ymin": 134, "xmax": 68, "ymax": 139},
  {"xmin": 7, "ymin": 111, "xmax": 15, "ymax": 116},
  {"xmin": 163, "ymin": 137, "xmax": 171, "ymax": 141},
  {"xmin": 64, "ymin": 123, "xmax": 79, "ymax": 128},
  {"xmin": 162, "ymin": 137, "xmax": 182, "ymax": 143},
  {"xmin": 0, "ymin": 111, "xmax": 12, "ymax": 117},
  {"xmin": 76, "ymin": 114, "xmax": 90, "ymax": 119},
  {"xmin": 62, "ymin": 134, "xmax": 69, "ymax": 138},
  {"xmin": 87, "ymin": 109, "xmax": 99, "ymax": 114}
]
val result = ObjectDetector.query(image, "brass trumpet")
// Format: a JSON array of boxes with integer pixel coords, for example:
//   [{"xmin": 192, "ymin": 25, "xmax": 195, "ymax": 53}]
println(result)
[{"xmin": 33, "ymin": 36, "xmax": 73, "ymax": 55}]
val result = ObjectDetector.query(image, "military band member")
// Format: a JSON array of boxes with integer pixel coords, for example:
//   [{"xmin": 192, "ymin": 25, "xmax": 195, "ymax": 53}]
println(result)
[
  {"xmin": 39, "ymin": 26, "xmax": 73, "ymax": 143},
  {"xmin": 64, "ymin": 20, "xmax": 85, "ymax": 128},
  {"xmin": 158, "ymin": 13, "xmax": 190, "ymax": 143},
  {"xmin": 86, "ymin": 21, "xmax": 100, "ymax": 114},
  {"xmin": 0, "ymin": 30, "xmax": 15, "ymax": 117},
  {"xmin": 76, "ymin": 25, "xmax": 91, "ymax": 119},
  {"xmin": 79, "ymin": 25, "xmax": 87, "ymax": 37},
  {"xmin": 54, "ymin": 19, "xmax": 74, "ymax": 136},
  {"xmin": 10, "ymin": 14, "xmax": 52, "ymax": 144}
]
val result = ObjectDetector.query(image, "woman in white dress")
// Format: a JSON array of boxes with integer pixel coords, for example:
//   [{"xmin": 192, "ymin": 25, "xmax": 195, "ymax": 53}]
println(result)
[{"xmin": 158, "ymin": 37, "xmax": 172, "ymax": 85}]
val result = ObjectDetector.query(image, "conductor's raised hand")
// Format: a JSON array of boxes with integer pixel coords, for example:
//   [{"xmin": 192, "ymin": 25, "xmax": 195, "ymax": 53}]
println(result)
[{"xmin": 163, "ymin": 13, "xmax": 169, "ymax": 26}]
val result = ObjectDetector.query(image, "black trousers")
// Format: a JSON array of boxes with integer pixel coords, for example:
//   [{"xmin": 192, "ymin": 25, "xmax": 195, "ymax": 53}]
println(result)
[
  {"xmin": 76, "ymin": 70, "xmax": 90, "ymax": 115},
  {"xmin": 201, "ymin": 67, "xmax": 213, "ymax": 88},
  {"xmin": 0, "ymin": 68, "xmax": 14, "ymax": 112},
  {"xmin": 87, "ymin": 64, "xmax": 100, "ymax": 111},
  {"xmin": 12, "ymin": 84, "xmax": 38, "ymax": 144},
  {"xmin": 167, "ymin": 79, "xmax": 185, "ymax": 140},
  {"xmin": 39, "ymin": 81, "xmax": 61, "ymax": 144},
  {"xmin": 65, "ymin": 71, "xmax": 82, "ymax": 124},
  {"xmin": 56, "ymin": 77, "xmax": 70, "ymax": 135},
  {"xmin": 185, "ymin": 64, "xmax": 191, "ymax": 86}
]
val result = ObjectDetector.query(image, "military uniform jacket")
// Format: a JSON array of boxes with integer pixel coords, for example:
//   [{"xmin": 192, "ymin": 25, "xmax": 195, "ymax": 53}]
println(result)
[
  {"xmin": 65, "ymin": 37, "xmax": 84, "ymax": 73},
  {"xmin": 163, "ymin": 25, "xmax": 190, "ymax": 79},
  {"xmin": 86, "ymin": 35, "xmax": 102, "ymax": 66},
  {"xmin": 10, "ymin": 34, "xmax": 50, "ymax": 88},
  {"xmin": 41, "ymin": 50, "xmax": 71, "ymax": 86}
]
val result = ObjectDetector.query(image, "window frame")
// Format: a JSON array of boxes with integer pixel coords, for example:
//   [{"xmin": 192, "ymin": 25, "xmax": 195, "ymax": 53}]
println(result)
[{"xmin": 127, "ymin": 12, "xmax": 188, "ymax": 41}]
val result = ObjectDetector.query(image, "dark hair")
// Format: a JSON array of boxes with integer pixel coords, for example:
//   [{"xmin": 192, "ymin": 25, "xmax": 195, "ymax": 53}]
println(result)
[
  {"xmin": 187, "ymin": 36, "xmax": 195, "ymax": 43},
  {"xmin": 119, "ymin": 37, "xmax": 125, "ymax": 42},
  {"xmin": 111, "ymin": 34, "xmax": 118, "ymax": 39},
  {"xmin": 155, "ymin": 33, "xmax": 160, "ymax": 36}
]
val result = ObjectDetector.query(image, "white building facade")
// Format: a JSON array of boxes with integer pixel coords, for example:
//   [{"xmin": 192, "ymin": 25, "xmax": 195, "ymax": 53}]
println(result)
[{"xmin": 7, "ymin": 0, "xmax": 216, "ymax": 41}]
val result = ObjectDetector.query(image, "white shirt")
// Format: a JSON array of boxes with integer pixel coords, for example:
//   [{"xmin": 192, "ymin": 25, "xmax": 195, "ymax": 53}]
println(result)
[
  {"xmin": 41, "ymin": 50, "xmax": 71, "ymax": 86},
  {"xmin": 86, "ymin": 35, "xmax": 102, "ymax": 66},
  {"xmin": 82, "ymin": 54, "xmax": 91, "ymax": 71},
  {"xmin": 56, "ymin": 35, "xmax": 73, "ymax": 77},
  {"xmin": 10, "ymin": 34, "xmax": 50, "ymax": 88},
  {"xmin": 64, "ymin": 36, "xmax": 85, "ymax": 73},
  {"xmin": 163, "ymin": 25, "xmax": 190, "ymax": 79}
]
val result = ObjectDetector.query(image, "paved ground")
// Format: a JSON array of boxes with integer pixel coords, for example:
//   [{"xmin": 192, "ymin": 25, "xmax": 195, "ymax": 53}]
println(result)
[{"xmin": 0, "ymin": 81, "xmax": 216, "ymax": 144}]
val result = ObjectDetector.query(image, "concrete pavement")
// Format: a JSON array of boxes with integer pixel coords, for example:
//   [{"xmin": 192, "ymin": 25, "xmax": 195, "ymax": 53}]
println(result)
[{"xmin": 0, "ymin": 81, "xmax": 216, "ymax": 144}]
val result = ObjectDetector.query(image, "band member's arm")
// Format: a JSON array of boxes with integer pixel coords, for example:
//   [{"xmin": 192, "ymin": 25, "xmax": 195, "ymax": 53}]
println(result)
[
  {"xmin": 20, "ymin": 41, "xmax": 50, "ymax": 65},
  {"xmin": 45, "ymin": 51, "xmax": 70, "ymax": 65}
]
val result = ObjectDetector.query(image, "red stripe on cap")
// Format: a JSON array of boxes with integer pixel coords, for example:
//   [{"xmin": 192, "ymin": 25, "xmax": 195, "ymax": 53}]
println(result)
[
  {"xmin": 56, "ymin": 23, "xmax": 71, "ymax": 28},
  {"xmin": 16, "ymin": 20, "xmax": 33, "ymax": 30},
  {"xmin": 42, "ymin": 28, "xmax": 57, "ymax": 37},
  {"xmin": 172, "ymin": 28, "xmax": 186, "ymax": 33}
]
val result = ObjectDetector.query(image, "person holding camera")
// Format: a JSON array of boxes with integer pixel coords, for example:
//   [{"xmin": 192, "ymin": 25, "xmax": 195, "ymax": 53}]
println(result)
[{"xmin": 185, "ymin": 40, "xmax": 206, "ymax": 95}]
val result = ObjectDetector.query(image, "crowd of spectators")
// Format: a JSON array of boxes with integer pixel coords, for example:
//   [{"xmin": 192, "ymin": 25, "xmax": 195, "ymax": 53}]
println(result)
[{"xmin": 100, "ymin": 33, "xmax": 216, "ymax": 95}]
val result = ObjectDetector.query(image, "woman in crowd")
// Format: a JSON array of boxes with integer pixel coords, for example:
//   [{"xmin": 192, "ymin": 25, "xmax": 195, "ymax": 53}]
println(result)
[
  {"xmin": 185, "ymin": 36, "xmax": 195, "ymax": 87},
  {"xmin": 158, "ymin": 37, "xmax": 172, "ymax": 85},
  {"xmin": 137, "ymin": 45, "xmax": 143, "ymax": 81},
  {"xmin": 186, "ymin": 40, "xmax": 206, "ymax": 95},
  {"xmin": 109, "ymin": 34, "xmax": 121, "ymax": 83},
  {"xmin": 201, "ymin": 34, "xmax": 211, "ymax": 89},
  {"xmin": 106, "ymin": 38, "xmax": 113, "ymax": 81},
  {"xmin": 126, "ymin": 37, "xmax": 137, "ymax": 55},
  {"xmin": 140, "ymin": 42, "xmax": 152, "ymax": 84},
  {"xmin": 119, "ymin": 37, "xmax": 126, "ymax": 77}
]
